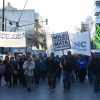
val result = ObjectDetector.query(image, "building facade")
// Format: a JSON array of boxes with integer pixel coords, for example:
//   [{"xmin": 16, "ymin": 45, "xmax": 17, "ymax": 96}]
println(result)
[
  {"xmin": 0, "ymin": 3, "xmax": 46, "ymax": 53},
  {"xmin": 95, "ymin": 0, "xmax": 100, "ymax": 25},
  {"xmin": 0, "ymin": 2, "xmax": 39, "ymax": 32}
]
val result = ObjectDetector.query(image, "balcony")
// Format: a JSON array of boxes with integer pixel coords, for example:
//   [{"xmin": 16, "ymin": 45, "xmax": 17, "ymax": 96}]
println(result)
[
  {"xmin": 96, "ymin": 16, "xmax": 100, "ymax": 23},
  {"xmin": 96, "ymin": 0, "xmax": 100, "ymax": 2},
  {"xmin": 96, "ymin": 0, "xmax": 100, "ymax": 6},
  {"xmin": 96, "ymin": 6, "xmax": 100, "ymax": 13}
]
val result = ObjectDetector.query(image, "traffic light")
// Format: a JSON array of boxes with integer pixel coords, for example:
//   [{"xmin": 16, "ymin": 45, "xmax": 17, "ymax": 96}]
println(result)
[
  {"xmin": 35, "ymin": 19, "xmax": 39, "ymax": 23},
  {"xmin": 46, "ymin": 19, "xmax": 48, "ymax": 25},
  {"xmin": 16, "ymin": 22, "xmax": 19, "ymax": 27},
  {"xmin": 9, "ymin": 21, "xmax": 13, "ymax": 25}
]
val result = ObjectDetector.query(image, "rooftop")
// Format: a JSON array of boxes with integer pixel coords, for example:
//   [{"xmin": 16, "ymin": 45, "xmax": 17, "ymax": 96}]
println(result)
[{"xmin": 0, "ymin": 2, "xmax": 34, "ymax": 12}]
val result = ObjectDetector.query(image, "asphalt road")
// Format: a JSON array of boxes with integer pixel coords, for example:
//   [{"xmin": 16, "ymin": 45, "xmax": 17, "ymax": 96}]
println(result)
[{"xmin": 0, "ymin": 79, "xmax": 100, "ymax": 100}]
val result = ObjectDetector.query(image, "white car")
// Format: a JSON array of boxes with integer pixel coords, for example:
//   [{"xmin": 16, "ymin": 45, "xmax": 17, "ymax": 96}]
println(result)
[{"xmin": 0, "ymin": 54, "xmax": 6, "ymax": 60}]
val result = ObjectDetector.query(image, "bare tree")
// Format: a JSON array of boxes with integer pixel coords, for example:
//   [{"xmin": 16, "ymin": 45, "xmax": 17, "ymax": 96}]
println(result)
[
  {"xmin": 33, "ymin": 19, "xmax": 47, "ymax": 50},
  {"xmin": 25, "ymin": 19, "xmax": 47, "ymax": 50}
]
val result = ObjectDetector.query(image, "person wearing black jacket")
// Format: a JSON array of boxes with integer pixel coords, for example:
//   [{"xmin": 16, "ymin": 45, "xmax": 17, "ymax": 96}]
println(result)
[
  {"xmin": 91, "ymin": 55, "xmax": 100, "ymax": 93},
  {"xmin": 88, "ymin": 53, "xmax": 95, "ymax": 84},
  {"xmin": 4, "ymin": 56, "xmax": 12, "ymax": 88},
  {"xmin": 0, "ymin": 59, "xmax": 5, "ymax": 87},
  {"xmin": 16, "ymin": 55, "xmax": 25, "ymax": 87},
  {"xmin": 34, "ymin": 56, "xmax": 41, "ymax": 86},
  {"xmin": 61, "ymin": 51, "xmax": 74, "ymax": 91},
  {"xmin": 55, "ymin": 55, "xmax": 61, "ymax": 81},
  {"xmin": 9, "ymin": 57, "xmax": 19, "ymax": 87},
  {"xmin": 47, "ymin": 53, "xmax": 57, "ymax": 91}
]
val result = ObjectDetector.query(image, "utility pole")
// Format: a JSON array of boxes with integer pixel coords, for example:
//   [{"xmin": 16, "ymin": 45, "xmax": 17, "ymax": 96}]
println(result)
[
  {"xmin": 1, "ymin": 0, "xmax": 5, "ymax": 54},
  {"xmin": 2, "ymin": 0, "xmax": 5, "ymax": 31},
  {"xmin": 35, "ymin": 19, "xmax": 39, "ymax": 49}
]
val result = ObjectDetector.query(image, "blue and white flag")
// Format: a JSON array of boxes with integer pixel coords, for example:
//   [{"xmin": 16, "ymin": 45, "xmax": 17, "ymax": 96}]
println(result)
[{"xmin": 69, "ymin": 32, "xmax": 91, "ymax": 56}]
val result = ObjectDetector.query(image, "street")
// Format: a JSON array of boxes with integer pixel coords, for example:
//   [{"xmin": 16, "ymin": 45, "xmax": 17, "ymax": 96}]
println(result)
[{"xmin": 0, "ymin": 80, "xmax": 100, "ymax": 100}]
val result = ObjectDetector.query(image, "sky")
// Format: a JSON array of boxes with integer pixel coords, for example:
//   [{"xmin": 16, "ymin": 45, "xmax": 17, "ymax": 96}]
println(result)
[{"xmin": 0, "ymin": 0, "xmax": 95, "ymax": 33}]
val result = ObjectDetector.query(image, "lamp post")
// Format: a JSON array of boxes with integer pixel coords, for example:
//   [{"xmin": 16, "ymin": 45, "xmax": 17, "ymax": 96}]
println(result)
[
  {"xmin": 0, "ymin": 0, "xmax": 5, "ymax": 54},
  {"xmin": 2, "ymin": 0, "xmax": 5, "ymax": 31}
]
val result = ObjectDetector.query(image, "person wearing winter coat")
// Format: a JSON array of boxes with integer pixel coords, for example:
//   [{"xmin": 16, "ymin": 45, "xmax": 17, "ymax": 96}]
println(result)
[
  {"xmin": 61, "ymin": 51, "xmax": 74, "ymax": 91},
  {"xmin": 91, "ymin": 55, "xmax": 100, "ymax": 93},
  {"xmin": 77, "ymin": 55, "xmax": 89, "ymax": 83},
  {"xmin": 9, "ymin": 57, "xmax": 19, "ymax": 87},
  {"xmin": 0, "ymin": 59, "xmax": 5, "ymax": 87},
  {"xmin": 4, "ymin": 56, "xmax": 12, "ymax": 88},
  {"xmin": 23, "ymin": 55, "xmax": 35, "ymax": 92},
  {"xmin": 47, "ymin": 53, "xmax": 57, "ymax": 91}
]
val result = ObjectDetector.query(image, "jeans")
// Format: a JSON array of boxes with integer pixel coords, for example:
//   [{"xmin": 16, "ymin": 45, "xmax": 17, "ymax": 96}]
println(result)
[
  {"xmin": 25, "ymin": 75, "xmax": 33, "ymax": 91},
  {"xmin": 63, "ymin": 71, "xmax": 72, "ymax": 90},
  {"xmin": 94, "ymin": 76, "xmax": 100, "ymax": 92},
  {"xmin": 47, "ymin": 73, "xmax": 56, "ymax": 89},
  {"xmin": 88, "ymin": 72, "xmax": 94, "ymax": 84}
]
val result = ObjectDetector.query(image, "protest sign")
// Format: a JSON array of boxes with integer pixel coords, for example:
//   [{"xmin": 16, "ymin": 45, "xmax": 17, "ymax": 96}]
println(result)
[
  {"xmin": 69, "ymin": 32, "xmax": 91, "ymax": 56},
  {"xmin": 52, "ymin": 32, "xmax": 70, "ymax": 51},
  {"xmin": 0, "ymin": 32, "xmax": 26, "ymax": 47}
]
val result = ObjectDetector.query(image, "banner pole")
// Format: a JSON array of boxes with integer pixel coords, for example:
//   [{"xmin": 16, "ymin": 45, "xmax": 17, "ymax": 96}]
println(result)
[
  {"xmin": 89, "ymin": 32, "xmax": 91, "ymax": 56},
  {"xmin": 62, "ymin": 50, "xmax": 64, "ymax": 55}
]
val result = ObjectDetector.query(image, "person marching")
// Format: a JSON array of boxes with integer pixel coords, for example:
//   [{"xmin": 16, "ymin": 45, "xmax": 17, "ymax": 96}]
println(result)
[
  {"xmin": 47, "ymin": 53, "xmax": 57, "ymax": 92},
  {"xmin": 61, "ymin": 51, "xmax": 74, "ymax": 91},
  {"xmin": 23, "ymin": 54, "xmax": 35, "ymax": 92}
]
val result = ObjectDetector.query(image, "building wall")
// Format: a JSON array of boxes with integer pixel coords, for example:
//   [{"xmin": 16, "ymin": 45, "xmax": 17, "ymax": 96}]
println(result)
[
  {"xmin": 0, "ymin": 3, "xmax": 41, "ymax": 53},
  {"xmin": 0, "ymin": 17, "xmax": 2, "ymax": 30},
  {"xmin": 0, "ymin": 3, "xmax": 39, "ymax": 32},
  {"xmin": 96, "ymin": 0, "xmax": 100, "ymax": 24}
]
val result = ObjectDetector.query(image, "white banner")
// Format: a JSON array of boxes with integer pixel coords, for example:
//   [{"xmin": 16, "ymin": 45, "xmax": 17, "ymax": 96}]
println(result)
[
  {"xmin": 0, "ymin": 32, "xmax": 26, "ymax": 47},
  {"xmin": 52, "ymin": 32, "xmax": 70, "ymax": 51},
  {"xmin": 69, "ymin": 32, "xmax": 91, "ymax": 56}
]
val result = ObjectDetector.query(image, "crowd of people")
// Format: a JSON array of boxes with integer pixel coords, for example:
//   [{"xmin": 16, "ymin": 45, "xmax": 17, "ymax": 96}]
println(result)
[{"xmin": 0, "ymin": 51, "xmax": 100, "ymax": 93}]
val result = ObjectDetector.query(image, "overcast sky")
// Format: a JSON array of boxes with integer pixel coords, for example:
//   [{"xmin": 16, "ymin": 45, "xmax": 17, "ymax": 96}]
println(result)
[{"xmin": 0, "ymin": 0, "xmax": 95, "ymax": 33}]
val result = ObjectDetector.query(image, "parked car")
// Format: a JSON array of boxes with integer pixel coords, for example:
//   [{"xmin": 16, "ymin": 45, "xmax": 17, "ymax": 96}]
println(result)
[{"xmin": 0, "ymin": 54, "xmax": 6, "ymax": 60}]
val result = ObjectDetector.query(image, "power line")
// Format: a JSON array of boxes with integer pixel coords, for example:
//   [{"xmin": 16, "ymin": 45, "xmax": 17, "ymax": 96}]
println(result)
[
  {"xmin": 2, "ymin": 0, "xmax": 5, "ymax": 31},
  {"xmin": 18, "ymin": 0, "xmax": 29, "ymax": 24},
  {"xmin": 18, "ymin": 19, "xmax": 48, "ymax": 27},
  {"xmin": 14, "ymin": 0, "xmax": 28, "ymax": 31}
]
